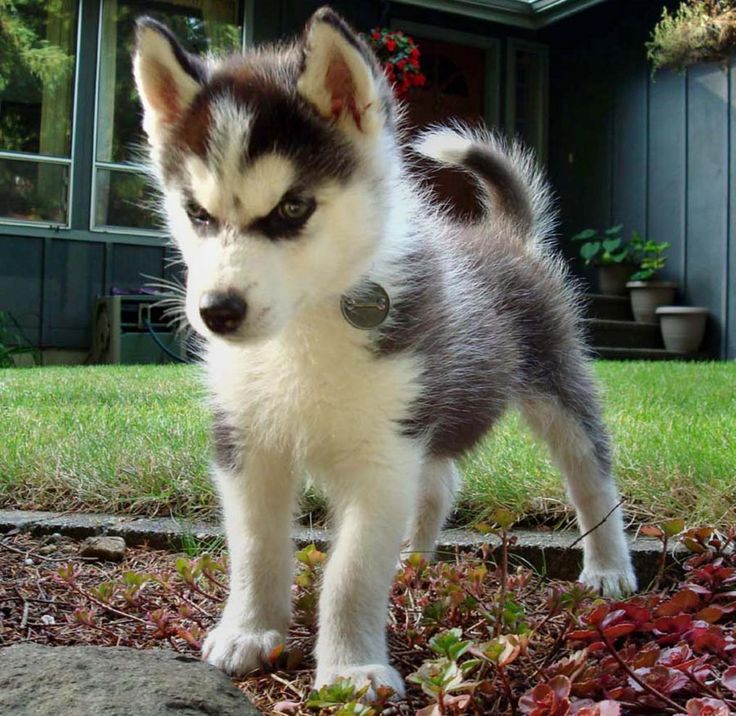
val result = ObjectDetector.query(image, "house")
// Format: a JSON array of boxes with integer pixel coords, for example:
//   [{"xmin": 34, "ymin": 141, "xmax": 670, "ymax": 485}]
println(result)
[{"xmin": 1, "ymin": 0, "xmax": 734, "ymax": 361}]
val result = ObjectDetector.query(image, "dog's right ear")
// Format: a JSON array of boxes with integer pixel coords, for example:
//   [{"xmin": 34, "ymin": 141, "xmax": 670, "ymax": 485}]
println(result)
[{"xmin": 133, "ymin": 17, "xmax": 204, "ymax": 145}]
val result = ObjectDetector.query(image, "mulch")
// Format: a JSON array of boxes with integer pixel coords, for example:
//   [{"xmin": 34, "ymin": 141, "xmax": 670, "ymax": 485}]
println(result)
[{"xmin": 0, "ymin": 531, "xmax": 575, "ymax": 714}]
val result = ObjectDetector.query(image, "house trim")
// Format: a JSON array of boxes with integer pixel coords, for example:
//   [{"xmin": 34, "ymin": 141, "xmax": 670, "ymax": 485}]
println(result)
[{"xmin": 392, "ymin": 0, "xmax": 608, "ymax": 29}]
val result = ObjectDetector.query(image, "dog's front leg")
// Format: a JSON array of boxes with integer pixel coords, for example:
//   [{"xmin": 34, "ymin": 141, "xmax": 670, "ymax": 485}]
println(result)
[
  {"xmin": 203, "ymin": 450, "xmax": 296, "ymax": 676},
  {"xmin": 314, "ymin": 446, "xmax": 421, "ymax": 698}
]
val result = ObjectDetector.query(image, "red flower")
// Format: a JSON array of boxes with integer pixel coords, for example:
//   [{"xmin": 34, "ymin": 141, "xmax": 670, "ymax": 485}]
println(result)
[
  {"xmin": 410, "ymin": 47, "xmax": 420, "ymax": 60},
  {"xmin": 385, "ymin": 38, "xmax": 396, "ymax": 52},
  {"xmin": 371, "ymin": 30, "xmax": 380, "ymax": 40},
  {"xmin": 397, "ymin": 59, "xmax": 406, "ymax": 70}
]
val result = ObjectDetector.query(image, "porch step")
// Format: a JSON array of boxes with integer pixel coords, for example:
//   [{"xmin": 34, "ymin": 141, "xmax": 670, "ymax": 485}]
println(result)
[
  {"xmin": 585, "ymin": 293, "xmax": 633, "ymax": 322},
  {"xmin": 592, "ymin": 347, "xmax": 705, "ymax": 361},
  {"xmin": 584, "ymin": 318, "xmax": 663, "ymax": 350}
]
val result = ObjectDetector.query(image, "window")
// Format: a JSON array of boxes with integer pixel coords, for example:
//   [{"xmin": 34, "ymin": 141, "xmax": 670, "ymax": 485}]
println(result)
[
  {"xmin": 506, "ymin": 40, "xmax": 548, "ymax": 161},
  {"xmin": 93, "ymin": 0, "xmax": 243, "ymax": 233},
  {"xmin": 0, "ymin": 0, "xmax": 79, "ymax": 225}
]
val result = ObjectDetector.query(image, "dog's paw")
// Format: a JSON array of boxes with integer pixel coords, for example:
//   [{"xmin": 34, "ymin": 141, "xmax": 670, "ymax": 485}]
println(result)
[
  {"xmin": 315, "ymin": 663, "xmax": 405, "ymax": 700},
  {"xmin": 202, "ymin": 624, "xmax": 283, "ymax": 676},
  {"xmin": 579, "ymin": 568, "xmax": 638, "ymax": 598}
]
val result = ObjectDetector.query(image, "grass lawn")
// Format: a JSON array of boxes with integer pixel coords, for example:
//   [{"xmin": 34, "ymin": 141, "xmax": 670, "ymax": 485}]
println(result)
[{"xmin": 0, "ymin": 361, "xmax": 733, "ymax": 528}]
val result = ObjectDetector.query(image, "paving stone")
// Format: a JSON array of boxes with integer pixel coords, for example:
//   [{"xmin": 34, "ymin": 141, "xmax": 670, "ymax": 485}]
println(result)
[
  {"xmin": 0, "ymin": 643, "xmax": 260, "ymax": 715},
  {"xmin": 0, "ymin": 509, "xmax": 667, "ymax": 585},
  {"xmin": 107, "ymin": 517, "xmax": 221, "ymax": 549}
]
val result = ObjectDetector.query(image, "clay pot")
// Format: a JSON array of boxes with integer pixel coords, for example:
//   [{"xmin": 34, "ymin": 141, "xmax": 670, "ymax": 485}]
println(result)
[
  {"xmin": 597, "ymin": 264, "xmax": 632, "ymax": 296},
  {"xmin": 626, "ymin": 281, "xmax": 677, "ymax": 323},
  {"xmin": 656, "ymin": 306, "xmax": 708, "ymax": 354}
]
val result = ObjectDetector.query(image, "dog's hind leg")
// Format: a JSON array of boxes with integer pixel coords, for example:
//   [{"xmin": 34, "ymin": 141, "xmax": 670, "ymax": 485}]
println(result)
[
  {"xmin": 520, "ymin": 372, "xmax": 637, "ymax": 598},
  {"xmin": 404, "ymin": 458, "xmax": 460, "ymax": 559}
]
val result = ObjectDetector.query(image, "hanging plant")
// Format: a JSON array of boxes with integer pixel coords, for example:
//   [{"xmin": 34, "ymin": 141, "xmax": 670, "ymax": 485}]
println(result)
[
  {"xmin": 647, "ymin": 0, "xmax": 736, "ymax": 73},
  {"xmin": 362, "ymin": 28, "xmax": 426, "ymax": 99}
]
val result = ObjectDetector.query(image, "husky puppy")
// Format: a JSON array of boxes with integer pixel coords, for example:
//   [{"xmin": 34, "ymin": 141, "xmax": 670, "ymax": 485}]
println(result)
[{"xmin": 133, "ymin": 7, "xmax": 636, "ymax": 696}]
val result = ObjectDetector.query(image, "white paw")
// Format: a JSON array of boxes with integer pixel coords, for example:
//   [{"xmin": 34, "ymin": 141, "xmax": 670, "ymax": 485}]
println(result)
[
  {"xmin": 579, "ymin": 568, "xmax": 638, "ymax": 598},
  {"xmin": 315, "ymin": 663, "xmax": 405, "ymax": 701},
  {"xmin": 202, "ymin": 624, "xmax": 284, "ymax": 676}
]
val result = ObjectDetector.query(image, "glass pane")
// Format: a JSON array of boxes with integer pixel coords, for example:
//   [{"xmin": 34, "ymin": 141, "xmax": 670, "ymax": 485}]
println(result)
[
  {"xmin": 94, "ymin": 168, "xmax": 160, "ymax": 230},
  {"xmin": 0, "ymin": 158, "xmax": 69, "ymax": 223},
  {"xmin": 0, "ymin": 0, "xmax": 78, "ymax": 156},
  {"xmin": 96, "ymin": 0, "xmax": 243, "ymax": 166}
]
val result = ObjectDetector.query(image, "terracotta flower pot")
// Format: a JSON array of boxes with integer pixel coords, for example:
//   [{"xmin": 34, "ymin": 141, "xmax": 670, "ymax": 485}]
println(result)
[
  {"xmin": 626, "ymin": 281, "xmax": 677, "ymax": 323},
  {"xmin": 656, "ymin": 306, "xmax": 708, "ymax": 354},
  {"xmin": 596, "ymin": 264, "xmax": 632, "ymax": 296}
]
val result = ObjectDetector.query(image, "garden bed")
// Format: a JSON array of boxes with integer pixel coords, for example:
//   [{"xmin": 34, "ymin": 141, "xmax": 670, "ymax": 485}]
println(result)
[{"xmin": 2, "ymin": 525, "xmax": 736, "ymax": 715}]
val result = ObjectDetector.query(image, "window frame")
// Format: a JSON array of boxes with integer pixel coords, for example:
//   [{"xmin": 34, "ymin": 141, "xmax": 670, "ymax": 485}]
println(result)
[
  {"xmin": 88, "ymin": 0, "xmax": 250, "ymax": 238},
  {"xmin": 0, "ymin": 0, "xmax": 84, "ymax": 230}
]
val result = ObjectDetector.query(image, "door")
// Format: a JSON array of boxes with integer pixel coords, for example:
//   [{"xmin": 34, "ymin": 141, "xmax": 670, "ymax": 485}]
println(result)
[{"xmin": 403, "ymin": 34, "xmax": 490, "ymax": 219}]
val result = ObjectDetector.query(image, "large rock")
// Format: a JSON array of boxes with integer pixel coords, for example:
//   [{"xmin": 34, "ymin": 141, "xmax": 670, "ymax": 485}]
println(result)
[{"xmin": 0, "ymin": 643, "xmax": 260, "ymax": 715}]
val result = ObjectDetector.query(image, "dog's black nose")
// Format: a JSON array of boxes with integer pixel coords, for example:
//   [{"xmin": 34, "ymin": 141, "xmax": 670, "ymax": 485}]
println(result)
[{"xmin": 199, "ymin": 291, "xmax": 247, "ymax": 334}]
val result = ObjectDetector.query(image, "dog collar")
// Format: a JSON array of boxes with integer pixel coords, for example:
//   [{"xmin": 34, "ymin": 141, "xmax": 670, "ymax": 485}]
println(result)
[{"xmin": 340, "ymin": 281, "xmax": 390, "ymax": 330}]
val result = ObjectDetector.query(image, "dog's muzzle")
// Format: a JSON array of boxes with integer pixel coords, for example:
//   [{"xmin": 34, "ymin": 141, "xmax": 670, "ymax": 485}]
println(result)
[{"xmin": 199, "ymin": 291, "xmax": 247, "ymax": 335}]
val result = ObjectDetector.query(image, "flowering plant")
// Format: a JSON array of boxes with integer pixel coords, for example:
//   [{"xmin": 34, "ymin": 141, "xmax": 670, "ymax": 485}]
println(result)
[{"xmin": 363, "ymin": 27, "xmax": 426, "ymax": 99}]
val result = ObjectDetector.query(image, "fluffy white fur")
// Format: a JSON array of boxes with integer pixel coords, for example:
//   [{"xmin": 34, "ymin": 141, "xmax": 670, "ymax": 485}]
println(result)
[
  {"xmin": 133, "ymin": 25, "xmax": 201, "ymax": 144},
  {"xmin": 134, "ymin": 9, "xmax": 636, "ymax": 699}
]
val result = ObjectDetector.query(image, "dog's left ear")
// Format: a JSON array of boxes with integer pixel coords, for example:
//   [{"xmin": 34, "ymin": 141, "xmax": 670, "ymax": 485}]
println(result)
[{"xmin": 297, "ymin": 7, "xmax": 383, "ymax": 136}]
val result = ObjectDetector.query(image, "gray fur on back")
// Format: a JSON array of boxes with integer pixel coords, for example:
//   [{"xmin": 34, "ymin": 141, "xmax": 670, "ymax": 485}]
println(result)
[{"xmin": 375, "ymin": 127, "xmax": 606, "ymax": 460}]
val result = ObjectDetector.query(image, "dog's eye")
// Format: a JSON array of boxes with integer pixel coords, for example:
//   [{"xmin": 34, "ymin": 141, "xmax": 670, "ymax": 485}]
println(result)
[
  {"xmin": 185, "ymin": 199, "xmax": 212, "ymax": 226},
  {"xmin": 277, "ymin": 197, "xmax": 314, "ymax": 222}
]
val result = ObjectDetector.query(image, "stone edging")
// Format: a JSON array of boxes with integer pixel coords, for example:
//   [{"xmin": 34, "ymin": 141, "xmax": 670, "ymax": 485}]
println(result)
[{"xmin": 0, "ymin": 509, "xmax": 668, "ymax": 585}]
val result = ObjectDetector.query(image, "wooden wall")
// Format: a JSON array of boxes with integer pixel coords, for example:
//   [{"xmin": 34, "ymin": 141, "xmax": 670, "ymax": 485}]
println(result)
[
  {"xmin": 0, "ymin": 236, "xmax": 171, "ymax": 352},
  {"xmin": 542, "ymin": 0, "xmax": 736, "ymax": 358}
]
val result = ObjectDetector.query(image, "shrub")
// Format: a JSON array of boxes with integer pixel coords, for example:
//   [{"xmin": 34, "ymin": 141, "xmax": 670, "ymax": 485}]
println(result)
[{"xmin": 647, "ymin": 0, "xmax": 736, "ymax": 73}]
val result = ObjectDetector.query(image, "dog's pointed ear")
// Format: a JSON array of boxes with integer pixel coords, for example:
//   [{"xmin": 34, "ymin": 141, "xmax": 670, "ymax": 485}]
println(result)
[
  {"xmin": 133, "ymin": 17, "xmax": 205, "ymax": 143},
  {"xmin": 297, "ymin": 8, "xmax": 383, "ymax": 136}
]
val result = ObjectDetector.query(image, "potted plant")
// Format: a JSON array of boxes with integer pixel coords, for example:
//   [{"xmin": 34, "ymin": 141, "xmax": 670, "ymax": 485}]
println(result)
[
  {"xmin": 571, "ymin": 224, "xmax": 632, "ymax": 296},
  {"xmin": 626, "ymin": 232, "xmax": 677, "ymax": 323},
  {"xmin": 656, "ymin": 306, "xmax": 709, "ymax": 353},
  {"xmin": 362, "ymin": 28, "xmax": 426, "ymax": 99}
]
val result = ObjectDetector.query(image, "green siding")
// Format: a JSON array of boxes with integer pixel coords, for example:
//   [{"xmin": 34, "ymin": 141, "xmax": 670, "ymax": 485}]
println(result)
[{"xmin": 542, "ymin": 0, "xmax": 736, "ymax": 358}]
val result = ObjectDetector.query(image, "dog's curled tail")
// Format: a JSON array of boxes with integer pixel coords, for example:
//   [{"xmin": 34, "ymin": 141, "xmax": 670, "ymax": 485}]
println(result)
[{"xmin": 413, "ymin": 124, "xmax": 555, "ymax": 241}]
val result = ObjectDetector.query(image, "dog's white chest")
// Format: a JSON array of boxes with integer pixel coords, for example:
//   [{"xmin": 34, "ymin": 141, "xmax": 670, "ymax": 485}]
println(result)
[{"xmin": 206, "ymin": 320, "xmax": 421, "ymax": 459}]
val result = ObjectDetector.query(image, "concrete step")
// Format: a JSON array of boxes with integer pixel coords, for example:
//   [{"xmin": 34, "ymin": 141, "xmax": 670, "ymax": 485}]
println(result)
[
  {"xmin": 585, "ymin": 293, "xmax": 633, "ymax": 322},
  {"xmin": 592, "ymin": 347, "xmax": 704, "ymax": 361},
  {"xmin": 584, "ymin": 318, "xmax": 663, "ymax": 349}
]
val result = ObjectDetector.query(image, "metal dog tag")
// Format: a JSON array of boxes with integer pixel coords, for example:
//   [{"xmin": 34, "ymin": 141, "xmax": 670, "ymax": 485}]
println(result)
[{"xmin": 340, "ymin": 281, "xmax": 391, "ymax": 330}]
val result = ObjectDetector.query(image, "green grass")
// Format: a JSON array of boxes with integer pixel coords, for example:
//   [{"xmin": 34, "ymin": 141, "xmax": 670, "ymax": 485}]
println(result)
[{"xmin": 1, "ymin": 362, "xmax": 734, "ymax": 528}]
